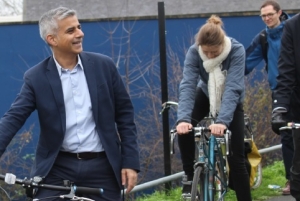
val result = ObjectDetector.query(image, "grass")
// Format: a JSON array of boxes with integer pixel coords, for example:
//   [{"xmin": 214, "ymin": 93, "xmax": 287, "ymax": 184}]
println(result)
[{"xmin": 136, "ymin": 161, "xmax": 286, "ymax": 201}]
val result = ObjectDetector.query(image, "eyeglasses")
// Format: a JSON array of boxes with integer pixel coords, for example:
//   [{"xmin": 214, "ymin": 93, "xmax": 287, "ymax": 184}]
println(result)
[{"xmin": 260, "ymin": 12, "xmax": 277, "ymax": 19}]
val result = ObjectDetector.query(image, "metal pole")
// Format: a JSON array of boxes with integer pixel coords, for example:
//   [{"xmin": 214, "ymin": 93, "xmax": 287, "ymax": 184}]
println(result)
[
  {"xmin": 158, "ymin": 1, "xmax": 171, "ymax": 192},
  {"xmin": 258, "ymin": 144, "xmax": 282, "ymax": 154},
  {"xmin": 124, "ymin": 144, "xmax": 282, "ymax": 194}
]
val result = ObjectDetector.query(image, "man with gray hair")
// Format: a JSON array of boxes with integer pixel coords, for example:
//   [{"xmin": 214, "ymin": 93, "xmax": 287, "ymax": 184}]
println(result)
[{"xmin": 0, "ymin": 6, "xmax": 140, "ymax": 201}]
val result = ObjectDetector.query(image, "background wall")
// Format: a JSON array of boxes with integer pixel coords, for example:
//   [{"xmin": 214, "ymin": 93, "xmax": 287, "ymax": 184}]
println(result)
[
  {"xmin": 0, "ymin": 13, "xmax": 285, "ymax": 180},
  {"xmin": 22, "ymin": 0, "xmax": 300, "ymax": 21},
  {"xmin": 0, "ymin": 1, "xmax": 298, "ymax": 197}
]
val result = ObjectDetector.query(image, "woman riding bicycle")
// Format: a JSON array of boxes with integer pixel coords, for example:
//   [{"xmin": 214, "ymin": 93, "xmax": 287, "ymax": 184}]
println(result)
[{"xmin": 176, "ymin": 15, "xmax": 252, "ymax": 201}]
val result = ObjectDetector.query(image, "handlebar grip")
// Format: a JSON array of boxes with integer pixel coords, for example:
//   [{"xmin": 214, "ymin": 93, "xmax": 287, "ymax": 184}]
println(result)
[
  {"xmin": 4, "ymin": 173, "xmax": 16, "ymax": 184},
  {"xmin": 74, "ymin": 186, "xmax": 104, "ymax": 195}
]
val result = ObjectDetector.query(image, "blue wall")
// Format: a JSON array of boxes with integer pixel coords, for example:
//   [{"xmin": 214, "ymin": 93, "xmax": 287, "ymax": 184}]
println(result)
[
  {"xmin": 0, "ymin": 15, "xmax": 265, "ymax": 140},
  {"xmin": 0, "ymin": 15, "xmax": 264, "ymax": 145}
]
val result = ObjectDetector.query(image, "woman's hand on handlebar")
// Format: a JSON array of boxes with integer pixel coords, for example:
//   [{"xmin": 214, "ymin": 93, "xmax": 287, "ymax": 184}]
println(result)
[
  {"xmin": 209, "ymin": 123, "xmax": 227, "ymax": 137},
  {"xmin": 176, "ymin": 122, "xmax": 193, "ymax": 134}
]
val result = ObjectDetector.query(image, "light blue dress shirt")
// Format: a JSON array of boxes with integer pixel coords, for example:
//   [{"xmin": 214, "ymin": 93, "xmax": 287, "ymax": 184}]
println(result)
[{"xmin": 54, "ymin": 56, "xmax": 104, "ymax": 153}]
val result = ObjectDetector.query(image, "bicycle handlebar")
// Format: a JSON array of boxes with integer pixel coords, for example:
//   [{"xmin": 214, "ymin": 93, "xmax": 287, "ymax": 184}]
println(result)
[
  {"xmin": 160, "ymin": 101, "xmax": 178, "ymax": 114},
  {"xmin": 280, "ymin": 122, "xmax": 300, "ymax": 130},
  {"xmin": 171, "ymin": 126, "xmax": 231, "ymax": 155},
  {"xmin": 193, "ymin": 127, "xmax": 231, "ymax": 156},
  {"xmin": 193, "ymin": 127, "xmax": 229, "ymax": 134},
  {"xmin": 73, "ymin": 186, "xmax": 103, "ymax": 195},
  {"xmin": 171, "ymin": 127, "xmax": 230, "ymax": 135},
  {"xmin": 0, "ymin": 173, "xmax": 103, "ymax": 200}
]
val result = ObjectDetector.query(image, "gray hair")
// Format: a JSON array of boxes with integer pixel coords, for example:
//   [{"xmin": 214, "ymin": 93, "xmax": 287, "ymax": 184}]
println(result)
[{"xmin": 39, "ymin": 7, "xmax": 77, "ymax": 43}]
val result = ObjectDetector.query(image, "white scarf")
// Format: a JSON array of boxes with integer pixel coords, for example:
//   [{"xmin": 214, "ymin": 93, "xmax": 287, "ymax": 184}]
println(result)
[{"xmin": 198, "ymin": 36, "xmax": 232, "ymax": 118}]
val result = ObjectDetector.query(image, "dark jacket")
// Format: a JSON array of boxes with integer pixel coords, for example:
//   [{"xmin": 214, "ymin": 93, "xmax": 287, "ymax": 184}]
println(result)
[
  {"xmin": 0, "ymin": 52, "xmax": 140, "ymax": 188},
  {"xmin": 273, "ymin": 13, "xmax": 300, "ymax": 122},
  {"xmin": 245, "ymin": 12, "xmax": 290, "ymax": 90}
]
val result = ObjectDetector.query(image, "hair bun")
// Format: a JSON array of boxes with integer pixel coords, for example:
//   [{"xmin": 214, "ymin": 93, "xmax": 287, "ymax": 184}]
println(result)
[{"xmin": 207, "ymin": 15, "xmax": 223, "ymax": 27}]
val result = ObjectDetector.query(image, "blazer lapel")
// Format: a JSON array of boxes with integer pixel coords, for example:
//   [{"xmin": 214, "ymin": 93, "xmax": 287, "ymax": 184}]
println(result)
[
  {"xmin": 45, "ymin": 57, "xmax": 66, "ymax": 134},
  {"xmin": 80, "ymin": 53, "xmax": 99, "ymax": 124}
]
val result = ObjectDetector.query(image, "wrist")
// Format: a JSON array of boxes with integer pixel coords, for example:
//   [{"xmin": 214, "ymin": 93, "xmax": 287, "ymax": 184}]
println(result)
[
  {"xmin": 176, "ymin": 120, "xmax": 190, "ymax": 125},
  {"xmin": 215, "ymin": 121, "xmax": 228, "ymax": 128}
]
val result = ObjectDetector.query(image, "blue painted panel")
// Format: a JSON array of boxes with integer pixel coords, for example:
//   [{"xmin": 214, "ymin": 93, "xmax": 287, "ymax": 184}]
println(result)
[{"xmin": 0, "ymin": 15, "xmax": 272, "ymax": 182}]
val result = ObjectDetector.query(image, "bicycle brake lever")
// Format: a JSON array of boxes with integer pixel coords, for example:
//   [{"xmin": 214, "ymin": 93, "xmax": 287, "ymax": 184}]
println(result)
[
  {"xmin": 170, "ymin": 132, "xmax": 176, "ymax": 154},
  {"xmin": 225, "ymin": 132, "xmax": 229, "ymax": 155},
  {"xmin": 72, "ymin": 196, "xmax": 95, "ymax": 201},
  {"xmin": 160, "ymin": 103, "xmax": 169, "ymax": 115},
  {"xmin": 224, "ymin": 131, "xmax": 232, "ymax": 155},
  {"xmin": 160, "ymin": 101, "xmax": 178, "ymax": 115},
  {"xmin": 159, "ymin": 107, "xmax": 166, "ymax": 115}
]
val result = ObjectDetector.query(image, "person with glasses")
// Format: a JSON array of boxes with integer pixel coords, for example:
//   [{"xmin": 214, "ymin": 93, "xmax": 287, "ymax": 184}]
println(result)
[{"xmin": 245, "ymin": 0, "xmax": 291, "ymax": 195}]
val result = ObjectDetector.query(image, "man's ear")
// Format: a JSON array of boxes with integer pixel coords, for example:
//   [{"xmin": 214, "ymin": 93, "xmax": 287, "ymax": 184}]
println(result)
[
  {"xmin": 278, "ymin": 10, "xmax": 282, "ymax": 16},
  {"xmin": 46, "ymin": 34, "xmax": 57, "ymax": 47}
]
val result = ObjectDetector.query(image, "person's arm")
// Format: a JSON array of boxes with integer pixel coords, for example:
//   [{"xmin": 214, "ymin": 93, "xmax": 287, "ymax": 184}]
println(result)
[
  {"xmin": 216, "ymin": 42, "xmax": 245, "ymax": 127},
  {"xmin": 273, "ymin": 20, "xmax": 296, "ymax": 111},
  {"xmin": 271, "ymin": 18, "xmax": 295, "ymax": 134},
  {"xmin": 177, "ymin": 45, "xmax": 201, "ymax": 123},
  {"xmin": 109, "ymin": 58, "xmax": 139, "ymax": 193},
  {"xmin": 110, "ymin": 60, "xmax": 140, "ymax": 172},
  {"xmin": 245, "ymin": 33, "xmax": 264, "ymax": 75},
  {"xmin": 0, "ymin": 74, "xmax": 36, "ymax": 156}
]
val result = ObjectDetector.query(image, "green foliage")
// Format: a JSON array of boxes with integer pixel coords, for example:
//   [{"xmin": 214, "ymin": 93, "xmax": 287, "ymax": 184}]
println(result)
[
  {"xmin": 136, "ymin": 161, "xmax": 286, "ymax": 201},
  {"xmin": 226, "ymin": 161, "xmax": 286, "ymax": 200},
  {"xmin": 244, "ymin": 70, "xmax": 282, "ymax": 167},
  {"xmin": 136, "ymin": 188, "xmax": 182, "ymax": 201}
]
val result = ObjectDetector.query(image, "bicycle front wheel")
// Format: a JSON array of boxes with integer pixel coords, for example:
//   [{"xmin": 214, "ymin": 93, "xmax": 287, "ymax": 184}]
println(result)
[{"xmin": 191, "ymin": 166, "xmax": 205, "ymax": 201}]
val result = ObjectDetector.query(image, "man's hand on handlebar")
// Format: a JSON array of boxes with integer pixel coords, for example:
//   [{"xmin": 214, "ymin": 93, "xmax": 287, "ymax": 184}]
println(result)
[
  {"xmin": 209, "ymin": 123, "xmax": 227, "ymax": 137},
  {"xmin": 176, "ymin": 122, "xmax": 193, "ymax": 134}
]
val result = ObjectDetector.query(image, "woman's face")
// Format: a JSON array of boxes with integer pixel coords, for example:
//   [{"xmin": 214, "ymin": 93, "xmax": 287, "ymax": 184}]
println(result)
[{"xmin": 201, "ymin": 44, "xmax": 223, "ymax": 59}]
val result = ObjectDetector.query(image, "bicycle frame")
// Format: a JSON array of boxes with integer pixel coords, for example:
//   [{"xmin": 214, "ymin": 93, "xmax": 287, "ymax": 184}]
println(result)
[
  {"xmin": 192, "ymin": 127, "xmax": 230, "ymax": 201},
  {"xmin": 163, "ymin": 101, "xmax": 259, "ymax": 199}
]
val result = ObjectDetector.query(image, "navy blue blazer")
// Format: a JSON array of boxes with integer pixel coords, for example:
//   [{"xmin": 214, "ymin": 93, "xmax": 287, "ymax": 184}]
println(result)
[{"xmin": 0, "ymin": 51, "xmax": 140, "ymax": 187}]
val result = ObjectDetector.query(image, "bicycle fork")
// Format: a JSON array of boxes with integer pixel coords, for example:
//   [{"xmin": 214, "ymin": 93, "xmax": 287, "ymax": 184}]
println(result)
[
  {"xmin": 208, "ymin": 136, "xmax": 216, "ymax": 201},
  {"xmin": 200, "ymin": 136, "xmax": 217, "ymax": 201}
]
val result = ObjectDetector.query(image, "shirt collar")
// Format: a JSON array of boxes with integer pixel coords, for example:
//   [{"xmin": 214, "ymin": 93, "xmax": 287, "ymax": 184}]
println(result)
[{"xmin": 53, "ymin": 55, "xmax": 83, "ymax": 76}]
